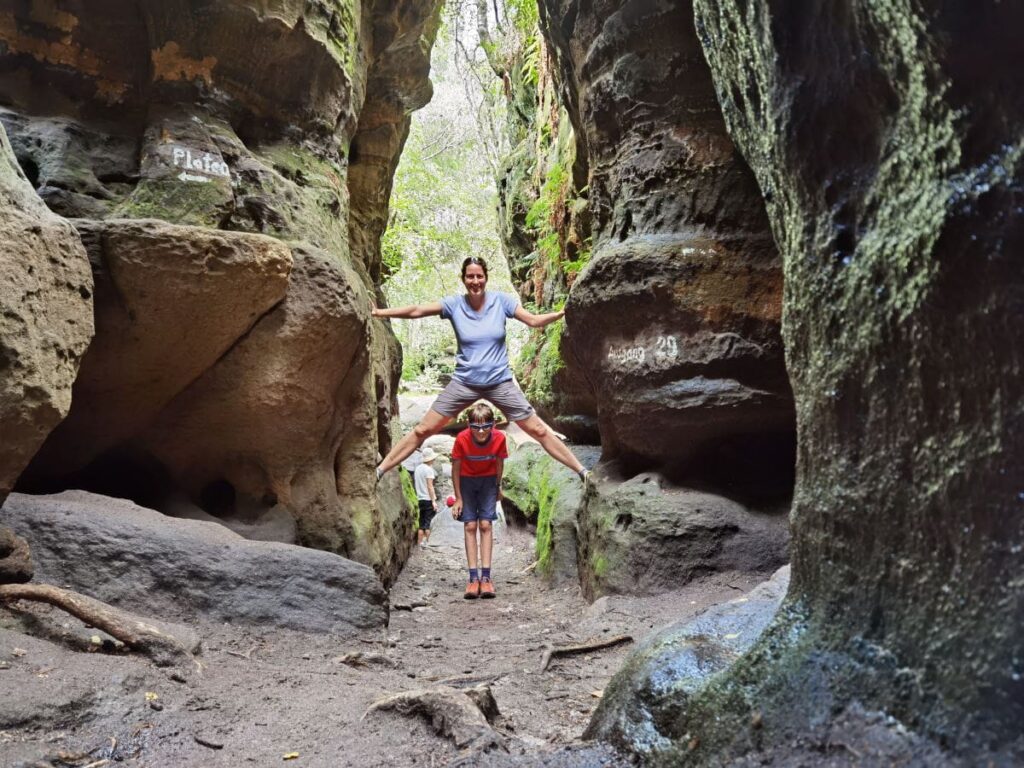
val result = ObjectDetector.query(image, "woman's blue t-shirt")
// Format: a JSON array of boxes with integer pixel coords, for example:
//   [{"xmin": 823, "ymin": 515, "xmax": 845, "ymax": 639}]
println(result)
[{"xmin": 440, "ymin": 292, "xmax": 519, "ymax": 387}]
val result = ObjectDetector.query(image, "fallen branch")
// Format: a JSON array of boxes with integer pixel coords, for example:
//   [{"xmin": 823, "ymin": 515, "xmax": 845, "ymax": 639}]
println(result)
[
  {"xmin": 392, "ymin": 601, "xmax": 430, "ymax": 611},
  {"xmin": 363, "ymin": 684, "xmax": 504, "ymax": 751},
  {"xmin": 226, "ymin": 644, "xmax": 259, "ymax": 660},
  {"xmin": 334, "ymin": 651, "xmax": 397, "ymax": 668},
  {"xmin": 427, "ymin": 671, "xmax": 507, "ymax": 687},
  {"xmin": 540, "ymin": 634, "xmax": 633, "ymax": 672},
  {"xmin": 0, "ymin": 583, "xmax": 197, "ymax": 669}
]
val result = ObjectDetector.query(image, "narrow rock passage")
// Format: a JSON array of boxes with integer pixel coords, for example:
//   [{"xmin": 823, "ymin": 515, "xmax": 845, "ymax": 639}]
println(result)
[{"xmin": 379, "ymin": 489, "xmax": 769, "ymax": 763}]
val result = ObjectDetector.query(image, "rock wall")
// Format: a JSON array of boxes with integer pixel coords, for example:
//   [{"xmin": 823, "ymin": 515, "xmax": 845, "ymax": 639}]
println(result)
[
  {"xmin": 0, "ymin": 0, "xmax": 441, "ymax": 583},
  {"xmin": 537, "ymin": 0, "xmax": 793, "ymax": 492},
  {"xmin": 0, "ymin": 123, "xmax": 93, "ymax": 505},
  {"xmin": 492, "ymin": 35, "xmax": 598, "ymax": 440},
  {"xmin": 617, "ymin": 0, "xmax": 1023, "ymax": 761}
]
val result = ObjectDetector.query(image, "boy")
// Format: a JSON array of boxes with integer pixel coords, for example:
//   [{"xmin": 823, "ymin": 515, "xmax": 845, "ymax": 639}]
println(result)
[
  {"xmin": 451, "ymin": 402, "xmax": 506, "ymax": 599},
  {"xmin": 413, "ymin": 447, "xmax": 439, "ymax": 548}
]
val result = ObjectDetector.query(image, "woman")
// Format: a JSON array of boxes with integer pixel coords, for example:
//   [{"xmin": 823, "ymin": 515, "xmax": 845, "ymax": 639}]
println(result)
[{"xmin": 372, "ymin": 256, "xmax": 589, "ymax": 482}]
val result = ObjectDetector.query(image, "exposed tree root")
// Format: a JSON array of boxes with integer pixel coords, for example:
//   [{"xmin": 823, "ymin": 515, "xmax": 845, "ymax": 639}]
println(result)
[
  {"xmin": 334, "ymin": 651, "xmax": 398, "ymax": 668},
  {"xmin": 540, "ymin": 634, "xmax": 633, "ymax": 672},
  {"xmin": 364, "ymin": 683, "xmax": 505, "ymax": 751},
  {"xmin": 0, "ymin": 583, "xmax": 198, "ymax": 669}
]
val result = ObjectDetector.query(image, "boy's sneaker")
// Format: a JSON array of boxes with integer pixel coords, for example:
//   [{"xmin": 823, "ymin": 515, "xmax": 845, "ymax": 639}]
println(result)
[
  {"xmin": 464, "ymin": 579, "xmax": 480, "ymax": 599},
  {"xmin": 479, "ymin": 579, "xmax": 496, "ymax": 599}
]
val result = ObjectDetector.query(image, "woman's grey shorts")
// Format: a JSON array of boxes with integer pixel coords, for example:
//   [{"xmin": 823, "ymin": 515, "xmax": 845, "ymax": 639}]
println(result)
[{"xmin": 430, "ymin": 378, "xmax": 535, "ymax": 422}]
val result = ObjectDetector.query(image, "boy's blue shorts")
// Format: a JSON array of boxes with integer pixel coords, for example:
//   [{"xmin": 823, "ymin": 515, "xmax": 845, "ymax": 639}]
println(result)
[{"xmin": 460, "ymin": 475, "xmax": 498, "ymax": 523}]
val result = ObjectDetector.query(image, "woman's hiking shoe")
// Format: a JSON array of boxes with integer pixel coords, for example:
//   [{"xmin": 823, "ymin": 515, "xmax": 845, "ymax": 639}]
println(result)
[
  {"xmin": 479, "ymin": 579, "xmax": 496, "ymax": 599},
  {"xmin": 464, "ymin": 580, "xmax": 480, "ymax": 599}
]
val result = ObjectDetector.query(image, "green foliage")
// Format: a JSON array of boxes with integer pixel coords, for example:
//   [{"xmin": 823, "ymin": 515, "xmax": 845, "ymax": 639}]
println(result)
[
  {"xmin": 533, "ymin": 466, "xmax": 560, "ymax": 573},
  {"xmin": 519, "ymin": 321, "xmax": 565, "ymax": 408},
  {"xmin": 507, "ymin": 0, "xmax": 539, "ymax": 33},
  {"xmin": 400, "ymin": 469, "xmax": 419, "ymax": 529},
  {"xmin": 520, "ymin": 34, "xmax": 541, "ymax": 89}
]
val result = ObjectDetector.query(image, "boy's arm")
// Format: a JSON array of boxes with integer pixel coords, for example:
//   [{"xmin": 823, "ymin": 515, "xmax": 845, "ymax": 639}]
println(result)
[
  {"xmin": 495, "ymin": 458, "xmax": 504, "ymax": 501},
  {"xmin": 451, "ymin": 460, "xmax": 463, "ymax": 518},
  {"xmin": 427, "ymin": 476, "xmax": 437, "ymax": 508}
]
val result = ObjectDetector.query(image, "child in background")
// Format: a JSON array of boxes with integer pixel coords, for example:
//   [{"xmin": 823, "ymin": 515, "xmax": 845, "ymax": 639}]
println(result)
[
  {"xmin": 451, "ymin": 403, "xmax": 506, "ymax": 599},
  {"xmin": 413, "ymin": 447, "xmax": 439, "ymax": 548}
]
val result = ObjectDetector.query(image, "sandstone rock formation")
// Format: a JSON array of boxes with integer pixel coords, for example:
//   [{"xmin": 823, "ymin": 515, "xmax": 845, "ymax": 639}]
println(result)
[
  {"xmin": 0, "ymin": 0, "xmax": 441, "ymax": 581},
  {"xmin": 587, "ymin": 565, "xmax": 790, "ymax": 757},
  {"xmin": 502, "ymin": 444, "xmax": 786, "ymax": 597},
  {"xmin": 0, "ymin": 526, "xmax": 33, "ymax": 584},
  {"xmin": 578, "ymin": 474, "xmax": 788, "ymax": 601},
  {"xmin": 501, "ymin": 441, "xmax": 585, "ymax": 583},
  {"xmin": 21, "ymin": 218, "xmax": 293, "ymax": 479},
  {"xmin": 625, "ymin": 0, "xmax": 1024, "ymax": 761},
  {"xmin": 537, "ymin": 0, "xmax": 793, "ymax": 490},
  {"xmin": 5, "ymin": 491, "xmax": 387, "ymax": 634},
  {"xmin": 0, "ymin": 123, "xmax": 93, "ymax": 505}
]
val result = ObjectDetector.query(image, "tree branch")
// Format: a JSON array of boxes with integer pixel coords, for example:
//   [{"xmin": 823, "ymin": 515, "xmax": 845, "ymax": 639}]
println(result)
[{"xmin": 0, "ymin": 583, "xmax": 198, "ymax": 669}]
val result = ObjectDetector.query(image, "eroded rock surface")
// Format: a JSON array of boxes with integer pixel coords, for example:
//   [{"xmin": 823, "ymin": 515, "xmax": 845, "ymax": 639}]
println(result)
[
  {"xmin": 578, "ymin": 474, "xmax": 788, "ymax": 601},
  {"xmin": 4, "ymin": 491, "xmax": 387, "ymax": 634},
  {"xmin": 0, "ymin": 0, "xmax": 441, "ymax": 578},
  {"xmin": 22, "ymin": 218, "xmax": 292, "ymax": 480},
  {"xmin": 502, "ymin": 441, "xmax": 587, "ymax": 584},
  {"xmin": 538, "ymin": 0, "xmax": 793, "ymax": 486},
  {"xmin": 0, "ymin": 123, "xmax": 93, "ymax": 504},
  {"xmin": 648, "ymin": 0, "xmax": 1024, "ymax": 761},
  {"xmin": 586, "ymin": 566, "xmax": 790, "ymax": 757},
  {"xmin": 502, "ymin": 444, "xmax": 786, "ymax": 597},
  {"xmin": 0, "ymin": 526, "xmax": 33, "ymax": 584}
]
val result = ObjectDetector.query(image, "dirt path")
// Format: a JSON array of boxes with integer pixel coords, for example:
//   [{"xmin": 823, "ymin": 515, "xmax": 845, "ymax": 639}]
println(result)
[{"xmin": 1, "ymin": 491, "xmax": 770, "ymax": 767}]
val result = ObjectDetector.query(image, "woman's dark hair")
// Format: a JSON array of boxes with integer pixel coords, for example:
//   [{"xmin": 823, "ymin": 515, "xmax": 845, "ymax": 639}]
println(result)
[{"xmin": 461, "ymin": 256, "xmax": 489, "ymax": 278}]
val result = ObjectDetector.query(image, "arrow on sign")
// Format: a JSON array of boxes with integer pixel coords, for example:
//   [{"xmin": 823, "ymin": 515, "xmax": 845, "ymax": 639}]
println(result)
[{"xmin": 177, "ymin": 171, "xmax": 213, "ymax": 183}]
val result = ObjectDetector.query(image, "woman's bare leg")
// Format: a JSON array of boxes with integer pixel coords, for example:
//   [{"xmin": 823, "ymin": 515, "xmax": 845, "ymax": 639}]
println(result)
[
  {"xmin": 515, "ymin": 414, "xmax": 585, "ymax": 474},
  {"xmin": 377, "ymin": 409, "xmax": 452, "ymax": 474}
]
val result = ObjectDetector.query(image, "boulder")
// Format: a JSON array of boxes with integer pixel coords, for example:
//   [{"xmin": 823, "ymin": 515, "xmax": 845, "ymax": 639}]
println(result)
[
  {"xmin": 586, "ymin": 566, "xmax": 790, "ymax": 756},
  {"xmin": 22, "ymin": 218, "xmax": 292, "ymax": 480},
  {"xmin": 0, "ymin": 122, "xmax": 93, "ymax": 504},
  {"xmin": 0, "ymin": 527, "xmax": 33, "ymax": 584},
  {"xmin": 3, "ymin": 491, "xmax": 387, "ymax": 634},
  {"xmin": 577, "ymin": 473, "xmax": 788, "ymax": 601},
  {"xmin": 501, "ymin": 442, "xmax": 586, "ymax": 583},
  {"xmin": 135, "ymin": 246, "xmax": 413, "ymax": 580}
]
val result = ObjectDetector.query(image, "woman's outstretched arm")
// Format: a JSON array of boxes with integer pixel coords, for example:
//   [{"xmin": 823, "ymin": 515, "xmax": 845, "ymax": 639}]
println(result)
[
  {"xmin": 513, "ymin": 305, "xmax": 565, "ymax": 329},
  {"xmin": 372, "ymin": 302, "xmax": 443, "ymax": 319}
]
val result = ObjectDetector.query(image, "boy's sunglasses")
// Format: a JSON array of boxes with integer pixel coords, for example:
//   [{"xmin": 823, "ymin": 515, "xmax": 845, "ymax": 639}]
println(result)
[{"xmin": 469, "ymin": 422, "xmax": 494, "ymax": 430}]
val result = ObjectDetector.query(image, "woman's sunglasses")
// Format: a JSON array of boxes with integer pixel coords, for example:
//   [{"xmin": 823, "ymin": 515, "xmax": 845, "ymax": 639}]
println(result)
[{"xmin": 469, "ymin": 422, "xmax": 494, "ymax": 430}]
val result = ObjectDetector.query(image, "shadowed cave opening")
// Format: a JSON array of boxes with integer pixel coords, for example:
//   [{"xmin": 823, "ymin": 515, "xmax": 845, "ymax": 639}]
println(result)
[
  {"xmin": 607, "ymin": 429, "xmax": 797, "ymax": 508},
  {"xmin": 15, "ymin": 446, "xmax": 250, "ymax": 524}
]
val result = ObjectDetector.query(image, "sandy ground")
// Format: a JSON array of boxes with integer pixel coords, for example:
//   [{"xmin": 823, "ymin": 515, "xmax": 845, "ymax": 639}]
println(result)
[{"xmin": 0, "ymin": 481, "xmax": 772, "ymax": 768}]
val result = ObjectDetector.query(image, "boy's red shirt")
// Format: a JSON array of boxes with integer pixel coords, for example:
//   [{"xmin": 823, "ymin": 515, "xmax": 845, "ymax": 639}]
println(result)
[{"xmin": 452, "ymin": 428, "xmax": 508, "ymax": 477}]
